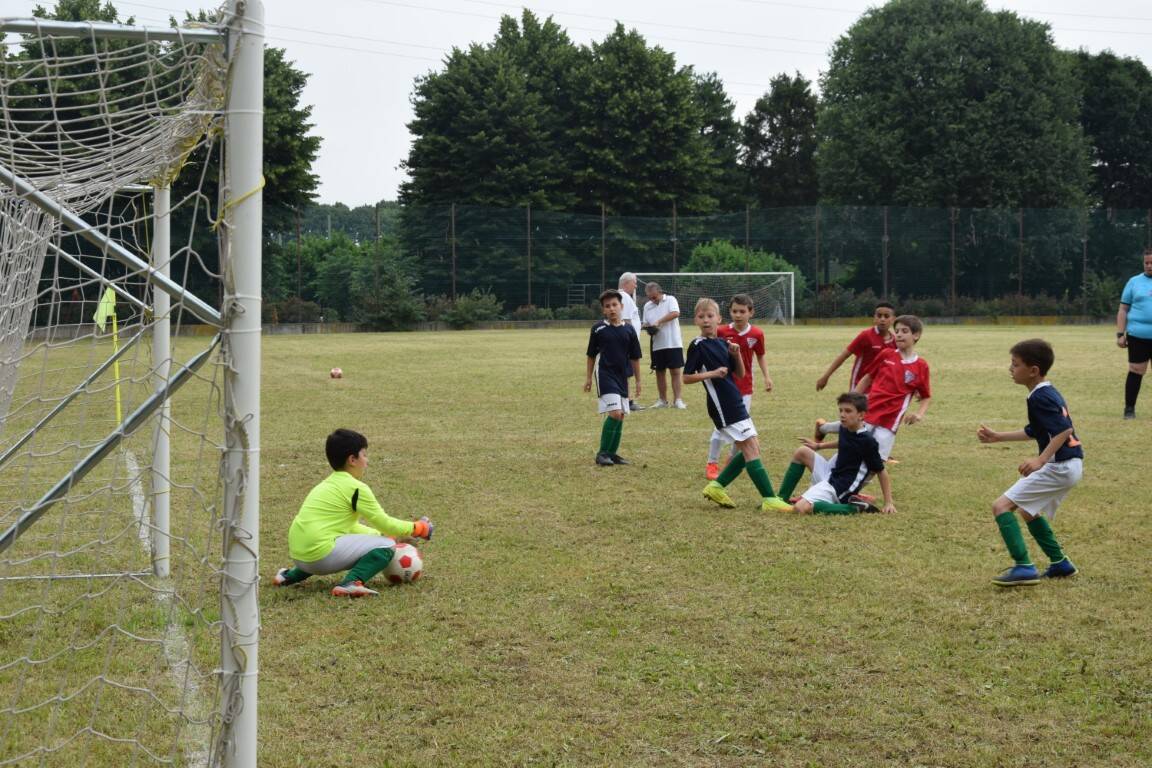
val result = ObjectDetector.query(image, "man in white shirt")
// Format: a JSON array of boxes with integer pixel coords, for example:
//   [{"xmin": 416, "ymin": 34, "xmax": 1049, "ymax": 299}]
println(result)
[
  {"xmin": 618, "ymin": 272, "xmax": 645, "ymax": 411},
  {"xmin": 642, "ymin": 282, "xmax": 686, "ymax": 409}
]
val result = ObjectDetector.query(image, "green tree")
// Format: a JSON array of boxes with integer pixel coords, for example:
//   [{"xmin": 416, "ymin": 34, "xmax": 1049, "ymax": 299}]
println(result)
[
  {"xmin": 682, "ymin": 240, "xmax": 808, "ymax": 298},
  {"xmin": 691, "ymin": 71, "xmax": 746, "ymax": 211},
  {"xmin": 742, "ymin": 73, "xmax": 819, "ymax": 207},
  {"xmin": 262, "ymin": 47, "xmax": 322, "ymax": 234},
  {"xmin": 817, "ymin": 0, "xmax": 1089, "ymax": 208},
  {"xmin": 1072, "ymin": 50, "xmax": 1152, "ymax": 209}
]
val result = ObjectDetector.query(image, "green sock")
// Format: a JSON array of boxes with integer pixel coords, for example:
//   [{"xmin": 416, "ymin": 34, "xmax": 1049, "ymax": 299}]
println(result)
[
  {"xmin": 1025, "ymin": 516, "xmax": 1066, "ymax": 563},
  {"xmin": 281, "ymin": 566, "xmax": 310, "ymax": 584},
  {"xmin": 778, "ymin": 462, "xmax": 805, "ymax": 500},
  {"xmin": 745, "ymin": 458, "xmax": 777, "ymax": 498},
  {"xmin": 716, "ymin": 453, "xmax": 746, "ymax": 486},
  {"xmin": 342, "ymin": 547, "xmax": 395, "ymax": 585},
  {"xmin": 812, "ymin": 501, "xmax": 861, "ymax": 515},
  {"xmin": 599, "ymin": 418, "xmax": 614, "ymax": 453},
  {"xmin": 995, "ymin": 512, "xmax": 1033, "ymax": 566},
  {"xmin": 608, "ymin": 417, "xmax": 624, "ymax": 453}
]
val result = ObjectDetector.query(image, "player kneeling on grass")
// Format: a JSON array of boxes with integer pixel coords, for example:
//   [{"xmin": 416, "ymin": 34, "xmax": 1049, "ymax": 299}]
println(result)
[
  {"xmin": 776, "ymin": 392, "xmax": 895, "ymax": 515},
  {"xmin": 684, "ymin": 298, "xmax": 790, "ymax": 512},
  {"xmin": 977, "ymin": 339, "xmax": 1080, "ymax": 587},
  {"xmin": 273, "ymin": 428, "xmax": 434, "ymax": 597},
  {"xmin": 585, "ymin": 289, "xmax": 643, "ymax": 466}
]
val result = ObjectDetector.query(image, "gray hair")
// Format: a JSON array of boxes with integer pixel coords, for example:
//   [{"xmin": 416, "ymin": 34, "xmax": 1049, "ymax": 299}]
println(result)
[{"xmin": 618, "ymin": 272, "xmax": 637, "ymax": 288}]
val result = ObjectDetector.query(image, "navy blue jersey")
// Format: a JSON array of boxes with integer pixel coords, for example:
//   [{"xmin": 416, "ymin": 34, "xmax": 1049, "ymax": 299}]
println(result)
[
  {"xmin": 829, "ymin": 427, "xmax": 886, "ymax": 499},
  {"xmin": 587, "ymin": 320, "xmax": 641, "ymax": 397},
  {"xmin": 684, "ymin": 336, "xmax": 749, "ymax": 428},
  {"xmin": 1024, "ymin": 382, "xmax": 1083, "ymax": 461}
]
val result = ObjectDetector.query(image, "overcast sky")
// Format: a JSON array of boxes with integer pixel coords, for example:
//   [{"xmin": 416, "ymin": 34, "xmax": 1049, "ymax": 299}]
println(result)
[{"xmin": 6, "ymin": 0, "xmax": 1152, "ymax": 205}]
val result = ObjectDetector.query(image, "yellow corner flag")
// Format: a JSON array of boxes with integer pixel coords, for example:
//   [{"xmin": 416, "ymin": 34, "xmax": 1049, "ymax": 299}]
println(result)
[
  {"xmin": 92, "ymin": 287, "xmax": 123, "ymax": 423},
  {"xmin": 93, "ymin": 286, "xmax": 117, "ymax": 332}
]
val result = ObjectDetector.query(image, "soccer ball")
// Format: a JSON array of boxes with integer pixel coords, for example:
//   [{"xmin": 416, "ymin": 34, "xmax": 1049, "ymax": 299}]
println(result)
[
  {"xmin": 385, "ymin": 543, "xmax": 424, "ymax": 584},
  {"xmin": 329, "ymin": 367, "xmax": 343, "ymax": 379}
]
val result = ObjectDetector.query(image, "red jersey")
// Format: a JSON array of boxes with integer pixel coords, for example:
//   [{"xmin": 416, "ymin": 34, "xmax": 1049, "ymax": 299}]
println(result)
[
  {"xmin": 846, "ymin": 326, "xmax": 897, "ymax": 389},
  {"xmin": 717, "ymin": 323, "xmax": 766, "ymax": 396},
  {"xmin": 861, "ymin": 348, "xmax": 931, "ymax": 431}
]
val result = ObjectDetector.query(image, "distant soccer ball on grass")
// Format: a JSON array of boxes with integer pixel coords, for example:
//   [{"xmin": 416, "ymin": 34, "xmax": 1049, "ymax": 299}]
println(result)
[
  {"xmin": 329, "ymin": 367, "xmax": 343, "ymax": 378},
  {"xmin": 386, "ymin": 543, "xmax": 424, "ymax": 584}
]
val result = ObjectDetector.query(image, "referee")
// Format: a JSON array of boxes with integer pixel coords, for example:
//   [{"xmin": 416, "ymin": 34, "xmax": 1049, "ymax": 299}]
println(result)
[{"xmin": 1116, "ymin": 247, "xmax": 1152, "ymax": 419}]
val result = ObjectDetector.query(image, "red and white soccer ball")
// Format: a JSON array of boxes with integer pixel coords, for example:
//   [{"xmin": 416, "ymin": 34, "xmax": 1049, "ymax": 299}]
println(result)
[
  {"xmin": 385, "ymin": 542, "xmax": 424, "ymax": 584},
  {"xmin": 329, "ymin": 367, "xmax": 343, "ymax": 379}
]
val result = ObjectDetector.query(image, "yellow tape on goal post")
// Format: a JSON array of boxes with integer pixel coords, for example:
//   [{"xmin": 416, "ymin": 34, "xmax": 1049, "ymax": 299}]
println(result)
[{"xmin": 92, "ymin": 287, "xmax": 123, "ymax": 424}]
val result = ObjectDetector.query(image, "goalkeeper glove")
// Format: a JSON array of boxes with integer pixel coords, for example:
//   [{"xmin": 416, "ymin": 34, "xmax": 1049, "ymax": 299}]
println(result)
[{"xmin": 411, "ymin": 516, "xmax": 434, "ymax": 540}]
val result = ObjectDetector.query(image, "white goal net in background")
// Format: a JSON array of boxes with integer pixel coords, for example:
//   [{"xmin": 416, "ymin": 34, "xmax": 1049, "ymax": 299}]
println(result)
[
  {"xmin": 0, "ymin": 4, "xmax": 263, "ymax": 767},
  {"xmin": 634, "ymin": 272, "xmax": 795, "ymax": 325}
]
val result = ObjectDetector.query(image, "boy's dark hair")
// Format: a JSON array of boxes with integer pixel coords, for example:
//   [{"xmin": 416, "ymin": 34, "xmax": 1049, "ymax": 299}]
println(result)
[
  {"xmin": 599, "ymin": 289, "xmax": 623, "ymax": 305},
  {"xmin": 894, "ymin": 314, "xmax": 923, "ymax": 335},
  {"xmin": 326, "ymin": 428, "xmax": 368, "ymax": 470},
  {"xmin": 875, "ymin": 301, "xmax": 896, "ymax": 312},
  {"xmin": 730, "ymin": 293, "xmax": 754, "ymax": 310},
  {"xmin": 837, "ymin": 392, "xmax": 868, "ymax": 413},
  {"xmin": 1010, "ymin": 338, "xmax": 1055, "ymax": 376}
]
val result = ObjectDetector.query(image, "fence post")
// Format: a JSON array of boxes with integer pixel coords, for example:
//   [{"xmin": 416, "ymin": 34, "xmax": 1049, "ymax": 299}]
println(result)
[
  {"xmin": 949, "ymin": 207, "xmax": 957, "ymax": 315},
  {"xmin": 671, "ymin": 199, "xmax": 678, "ymax": 272},
  {"xmin": 450, "ymin": 202, "xmax": 457, "ymax": 300},
  {"xmin": 745, "ymin": 204, "xmax": 750, "ymax": 255},
  {"xmin": 882, "ymin": 206, "xmax": 890, "ymax": 299},
  {"xmin": 814, "ymin": 205, "xmax": 821, "ymax": 297},
  {"xmin": 1017, "ymin": 208, "xmax": 1024, "ymax": 314},
  {"xmin": 526, "ymin": 202, "xmax": 532, "ymax": 307},
  {"xmin": 1081, "ymin": 211, "xmax": 1089, "ymax": 315},
  {"xmin": 601, "ymin": 202, "xmax": 606, "ymax": 290}
]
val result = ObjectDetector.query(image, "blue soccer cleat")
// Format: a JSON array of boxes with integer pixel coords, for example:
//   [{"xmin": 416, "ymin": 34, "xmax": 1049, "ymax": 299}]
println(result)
[
  {"xmin": 1043, "ymin": 558, "xmax": 1078, "ymax": 579},
  {"xmin": 992, "ymin": 564, "xmax": 1041, "ymax": 587}
]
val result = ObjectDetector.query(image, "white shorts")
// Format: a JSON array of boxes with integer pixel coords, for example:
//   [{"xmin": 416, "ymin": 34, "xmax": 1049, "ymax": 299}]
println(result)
[
  {"xmin": 810, "ymin": 452, "xmax": 833, "ymax": 483},
  {"xmin": 801, "ymin": 480, "xmax": 839, "ymax": 505},
  {"xmin": 1004, "ymin": 458, "xmax": 1083, "ymax": 519},
  {"xmin": 872, "ymin": 425, "xmax": 896, "ymax": 461},
  {"xmin": 598, "ymin": 393, "xmax": 629, "ymax": 415},
  {"xmin": 712, "ymin": 396, "xmax": 753, "ymax": 441},
  {"xmin": 717, "ymin": 418, "xmax": 757, "ymax": 443},
  {"xmin": 295, "ymin": 534, "xmax": 396, "ymax": 575}
]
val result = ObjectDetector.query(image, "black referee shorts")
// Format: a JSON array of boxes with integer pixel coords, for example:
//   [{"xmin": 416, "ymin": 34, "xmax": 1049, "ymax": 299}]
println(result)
[{"xmin": 1128, "ymin": 334, "xmax": 1152, "ymax": 365}]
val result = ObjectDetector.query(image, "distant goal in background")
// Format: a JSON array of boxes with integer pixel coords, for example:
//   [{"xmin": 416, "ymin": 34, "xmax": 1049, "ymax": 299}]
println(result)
[
  {"xmin": 0, "ymin": 3, "xmax": 263, "ymax": 767},
  {"xmin": 634, "ymin": 272, "xmax": 795, "ymax": 325}
]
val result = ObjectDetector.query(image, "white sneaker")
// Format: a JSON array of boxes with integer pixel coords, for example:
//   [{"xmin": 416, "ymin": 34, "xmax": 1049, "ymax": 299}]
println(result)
[
  {"xmin": 673, "ymin": 399, "xmax": 687, "ymax": 409},
  {"xmin": 649, "ymin": 399, "xmax": 668, "ymax": 409}
]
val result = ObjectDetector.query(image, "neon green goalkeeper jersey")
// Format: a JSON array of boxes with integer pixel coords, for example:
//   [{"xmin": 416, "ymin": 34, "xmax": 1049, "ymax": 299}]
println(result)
[{"xmin": 288, "ymin": 471, "xmax": 415, "ymax": 562}]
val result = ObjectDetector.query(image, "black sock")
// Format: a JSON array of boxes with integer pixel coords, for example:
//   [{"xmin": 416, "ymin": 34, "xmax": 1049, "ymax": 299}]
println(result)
[{"xmin": 1126, "ymin": 371, "xmax": 1142, "ymax": 409}]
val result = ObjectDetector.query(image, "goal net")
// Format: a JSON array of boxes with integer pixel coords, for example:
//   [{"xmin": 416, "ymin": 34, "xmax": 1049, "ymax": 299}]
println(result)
[
  {"xmin": 634, "ymin": 272, "xmax": 795, "ymax": 325},
  {"xmin": 0, "ymin": 4, "xmax": 263, "ymax": 767}
]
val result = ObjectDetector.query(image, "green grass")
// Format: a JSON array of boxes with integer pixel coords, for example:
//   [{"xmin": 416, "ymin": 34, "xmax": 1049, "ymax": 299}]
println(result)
[{"xmin": 259, "ymin": 324, "xmax": 1150, "ymax": 768}]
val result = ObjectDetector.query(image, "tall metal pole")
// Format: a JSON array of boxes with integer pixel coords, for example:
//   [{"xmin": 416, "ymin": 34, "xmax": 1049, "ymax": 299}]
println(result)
[
  {"xmin": 1017, "ymin": 209, "xmax": 1024, "ymax": 312},
  {"xmin": 671, "ymin": 200, "xmax": 678, "ymax": 273},
  {"xmin": 450, "ymin": 202, "xmax": 457, "ymax": 300},
  {"xmin": 526, "ymin": 203, "xmax": 532, "ymax": 307},
  {"xmin": 221, "ymin": 2, "xmax": 263, "ymax": 765},
  {"xmin": 882, "ymin": 206, "xmax": 890, "ymax": 299},
  {"xmin": 950, "ymin": 207, "xmax": 957, "ymax": 315},
  {"xmin": 150, "ymin": 186, "xmax": 171, "ymax": 578},
  {"xmin": 294, "ymin": 206, "xmax": 301, "ymax": 300},
  {"xmin": 745, "ymin": 204, "xmax": 750, "ymax": 256},
  {"xmin": 601, "ymin": 202, "xmax": 606, "ymax": 290},
  {"xmin": 814, "ymin": 205, "xmax": 821, "ymax": 296}
]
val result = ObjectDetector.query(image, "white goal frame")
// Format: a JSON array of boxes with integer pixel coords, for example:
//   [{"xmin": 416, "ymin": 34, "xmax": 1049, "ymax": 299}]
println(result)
[
  {"xmin": 633, "ymin": 272, "xmax": 796, "ymax": 325},
  {"xmin": 0, "ymin": 4, "xmax": 264, "ymax": 766}
]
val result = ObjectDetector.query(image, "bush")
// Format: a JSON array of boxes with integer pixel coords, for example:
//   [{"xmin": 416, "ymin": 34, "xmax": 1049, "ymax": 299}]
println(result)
[
  {"xmin": 510, "ymin": 304, "xmax": 555, "ymax": 321},
  {"xmin": 554, "ymin": 303, "xmax": 600, "ymax": 321},
  {"xmin": 266, "ymin": 296, "xmax": 323, "ymax": 323},
  {"xmin": 439, "ymin": 289, "xmax": 504, "ymax": 329}
]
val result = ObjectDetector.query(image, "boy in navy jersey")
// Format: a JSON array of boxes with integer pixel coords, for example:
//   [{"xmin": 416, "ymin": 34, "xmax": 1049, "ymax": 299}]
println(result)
[
  {"xmin": 585, "ymin": 290, "xmax": 643, "ymax": 466},
  {"xmin": 977, "ymin": 339, "xmax": 1081, "ymax": 586},
  {"xmin": 683, "ymin": 298, "xmax": 791, "ymax": 512},
  {"xmin": 777, "ymin": 392, "xmax": 895, "ymax": 515}
]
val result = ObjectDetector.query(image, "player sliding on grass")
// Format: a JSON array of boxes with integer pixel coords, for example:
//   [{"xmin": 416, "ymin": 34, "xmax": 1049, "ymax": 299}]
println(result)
[
  {"xmin": 272, "ymin": 428, "xmax": 433, "ymax": 597},
  {"xmin": 977, "ymin": 339, "xmax": 1080, "ymax": 587},
  {"xmin": 684, "ymin": 298, "xmax": 791, "ymax": 512},
  {"xmin": 704, "ymin": 294, "xmax": 774, "ymax": 481},
  {"xmin": 776, "ymin": 392, "xmax": 895, "ymax": 515},
  {"xmin": 585, "ymin": 289, "xmax": 643, "ymax": 466}
]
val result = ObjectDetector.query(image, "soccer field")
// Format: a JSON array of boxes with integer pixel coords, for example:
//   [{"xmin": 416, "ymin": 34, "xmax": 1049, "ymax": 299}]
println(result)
[{"xmin": 259, "ymin": 324, "xmax": 1151, "ymax": 768}]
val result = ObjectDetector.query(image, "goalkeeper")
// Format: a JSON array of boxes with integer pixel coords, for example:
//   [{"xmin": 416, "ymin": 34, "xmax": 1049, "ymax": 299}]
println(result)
[{"xmin": 272, "ymin": 428, "xmax": 434, "ymax": 597}]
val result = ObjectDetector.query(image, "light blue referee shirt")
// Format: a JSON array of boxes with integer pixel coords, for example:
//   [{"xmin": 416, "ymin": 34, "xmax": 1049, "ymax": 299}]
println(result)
[{"xmin": 1121, "ymin": 274, "xmax": 1152, "ymax": 339}]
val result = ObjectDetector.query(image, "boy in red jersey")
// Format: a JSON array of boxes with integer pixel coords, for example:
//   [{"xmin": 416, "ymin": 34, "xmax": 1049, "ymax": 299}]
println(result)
[
  {"xmin": 851, "ymin": 314, "xmax": 931, "ymax": 460},
  {"xmin": 814, "ymin": 302, "xmax": 896, "ymax": 440},
  {"xmin": 704, "ymin": 294, "xmax": 774, "ymax": 480}
]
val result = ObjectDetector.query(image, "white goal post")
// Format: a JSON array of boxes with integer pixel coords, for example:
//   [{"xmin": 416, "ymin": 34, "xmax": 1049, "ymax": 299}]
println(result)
[
  {"xmin": 0, "ymin": 3, "xmax": 263, "ymax": 767},
  {"xmin": 634, "ymin": 272, "xmax": 795, "ymax": 325}
]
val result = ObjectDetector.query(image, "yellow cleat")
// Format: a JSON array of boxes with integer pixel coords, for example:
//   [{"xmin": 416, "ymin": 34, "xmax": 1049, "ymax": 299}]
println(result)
[
  {"xmin": 760, "ymin": 496, "xmax": 794, "ymax": 513},
  {"xmin": 702, "ymin": 481, "xmax": 736, "ymax": 508}
]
